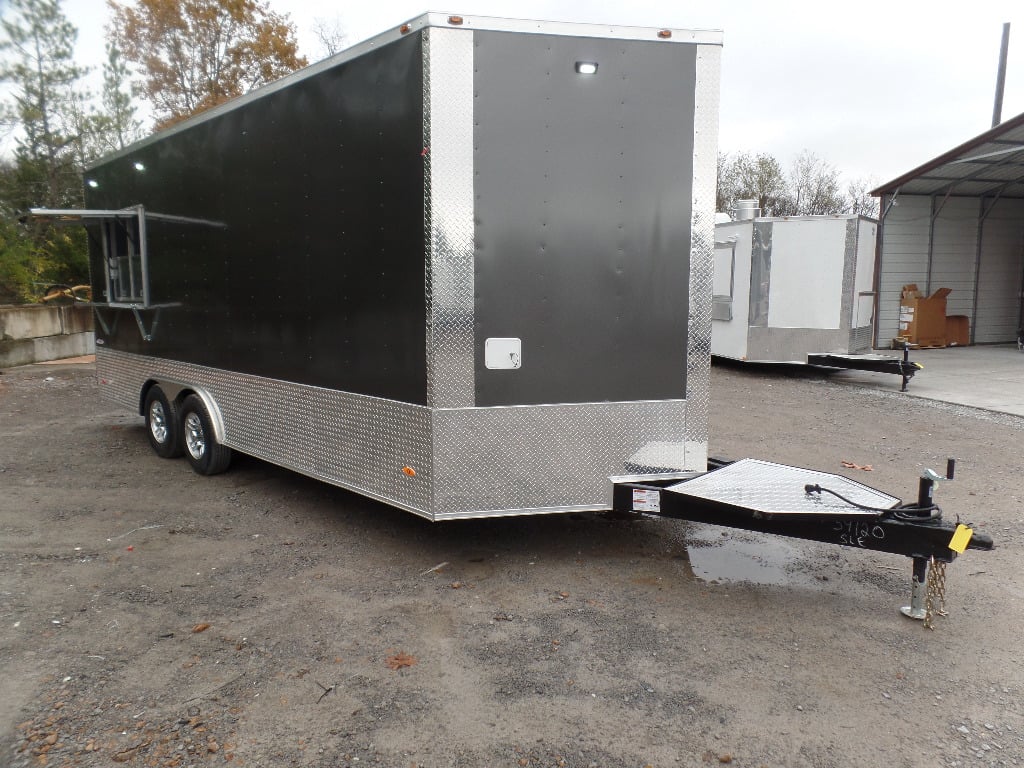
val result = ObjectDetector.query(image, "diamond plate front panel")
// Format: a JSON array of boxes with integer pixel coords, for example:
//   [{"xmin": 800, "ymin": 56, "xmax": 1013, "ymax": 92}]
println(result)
[
  {"xmin": 839, "ymin": 217, "xmax": 858, "ymax": 332},
  {"xmin": 424, "ymin": 28, "xmax": 475, "ymax": 409},
  {"xmin": 433, "ymin": 400, "xmax": 697, "ymax": 518},
  {"xmin": 747, "ymin": 327, "xmax": 850, "ymax": 361},
  {"xmin": 667, "ymin": 459, "xmax": 900, "ymax": 517},
  {"xmin": 685, "ymin": 44, "xmax": 721, "ymax": 462},
  {"xmin": 849, "ymin": 325, "xmax": 873, "ymax": 353},
  {"xmin": 97, "ymin": 349, "xmax": 434, "ymax": 516}
]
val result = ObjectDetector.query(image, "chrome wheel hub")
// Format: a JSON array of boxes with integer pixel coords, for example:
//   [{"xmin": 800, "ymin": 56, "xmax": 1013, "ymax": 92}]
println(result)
[
  {"xmin": 149, "ymin": 401, "xmax": 168, "ymax": 443},
  {"xmin": 184, "ymin": 412, "xmax": 206, "ymax": 460}
]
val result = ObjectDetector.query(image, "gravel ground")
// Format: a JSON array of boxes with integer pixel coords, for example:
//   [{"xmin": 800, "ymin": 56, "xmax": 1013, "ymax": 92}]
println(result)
[{"xmin": 1, "ymin": 359, "xmax": 1021, "ymax": 768}]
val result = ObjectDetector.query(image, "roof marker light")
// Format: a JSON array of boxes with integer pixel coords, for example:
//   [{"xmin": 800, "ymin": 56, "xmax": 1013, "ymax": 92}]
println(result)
[
  {"xmin": 133, "ymin": 161, "xmax": 145, "ymax": 171},
  {"xmin": 575, "ymin": 61, "xmax": 598, "ymax": 75},
  {"xmin": 87, "ymin": 179, "xmax": 99, "ymax": 188},
  {"xmin": 447, "ymin": 15, "xmax": 464, "ymax": 25}
]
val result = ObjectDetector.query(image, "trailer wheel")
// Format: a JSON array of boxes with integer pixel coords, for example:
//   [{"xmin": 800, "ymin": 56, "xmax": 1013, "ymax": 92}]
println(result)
[
  {"xmin": 144, "ymin": 386, "xmax": 183, "ymax": 458},
  {"xmin": 180, "ymin": 395, "xmax": 232, "ymax": 476}
]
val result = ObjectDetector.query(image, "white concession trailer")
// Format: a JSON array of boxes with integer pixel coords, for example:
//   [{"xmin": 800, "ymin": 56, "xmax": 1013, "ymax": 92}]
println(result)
[{"xmin": 712, "ymin": 214, "xmax": 878, "ymax": 363}]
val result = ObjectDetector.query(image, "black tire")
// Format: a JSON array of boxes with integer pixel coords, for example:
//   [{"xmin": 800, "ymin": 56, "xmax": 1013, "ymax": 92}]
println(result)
[
  {"xmin": 144, "ymin": 386, "xmax": 183, "ymax": 458},
  {"xmin": 179, "ymin": 394, "xmax": 232, "ymax": 476}
]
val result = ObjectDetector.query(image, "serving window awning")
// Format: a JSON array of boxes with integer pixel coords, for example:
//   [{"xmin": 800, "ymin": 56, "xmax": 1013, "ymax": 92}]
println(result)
[{"xmin": 872, "ymin": 111, "xmax": 1024, "ymax": 200}]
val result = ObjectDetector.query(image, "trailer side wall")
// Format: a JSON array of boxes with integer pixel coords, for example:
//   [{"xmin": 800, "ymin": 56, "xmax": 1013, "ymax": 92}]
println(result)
[{"xmin": 88, "ymin": 35, "xmax": 429, "ymax": 405}]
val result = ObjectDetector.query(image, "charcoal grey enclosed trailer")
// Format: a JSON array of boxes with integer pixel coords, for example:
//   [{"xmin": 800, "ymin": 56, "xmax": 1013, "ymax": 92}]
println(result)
[{"xmin": 35, "ymin": 14, "xmax": 722, "ymax": 519}]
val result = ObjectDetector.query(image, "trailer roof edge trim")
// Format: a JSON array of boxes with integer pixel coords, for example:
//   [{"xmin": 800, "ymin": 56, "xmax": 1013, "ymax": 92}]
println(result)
[
  {"xmin": 870, "ymin": 110, "xmax": 1024, "ymax": 199},
  {"xmin": 87, "ymin": 12, "xmax": 723, "ymax": 171}
]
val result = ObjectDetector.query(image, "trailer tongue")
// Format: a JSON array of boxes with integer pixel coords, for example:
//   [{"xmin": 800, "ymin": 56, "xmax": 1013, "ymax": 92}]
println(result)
[{"xmin": 613, "ymin": 458, "xmax": 992, "ymax": 627}]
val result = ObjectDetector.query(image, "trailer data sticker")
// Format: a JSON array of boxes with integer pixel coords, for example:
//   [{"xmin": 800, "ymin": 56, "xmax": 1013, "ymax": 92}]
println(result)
[
  {"xmin": 948, "ymin": 524, "xmax": 973, "ymax": 554},
  {"xmin": 632, "ymin": 489, "xmax": 660, "ymax": 513}
]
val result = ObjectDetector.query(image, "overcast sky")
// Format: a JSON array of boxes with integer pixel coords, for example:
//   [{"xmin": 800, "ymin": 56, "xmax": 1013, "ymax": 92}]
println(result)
[{"xmin": 45, "ymin": 0, "xmax": 1024, "ymax": 187}]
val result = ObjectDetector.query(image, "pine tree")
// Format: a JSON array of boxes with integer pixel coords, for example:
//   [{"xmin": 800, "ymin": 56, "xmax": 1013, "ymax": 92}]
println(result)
[
  {"xmin": 1, "ymin": 0, "xmax": 87, "ymax": 208},
  {"xmin": 98, "ymin": 40, "xmax": 142, "ymax": 154},
  {"xmin": 0, "ymin": 0, "xmax": 89, "ymax": 301}
]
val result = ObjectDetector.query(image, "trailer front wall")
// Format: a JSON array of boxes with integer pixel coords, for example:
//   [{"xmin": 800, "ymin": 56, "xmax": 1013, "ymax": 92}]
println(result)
[
  {"xmin": 421, "ymin": 26, "xmax": 718, "ymax": 516},
  {"xmin": 471, "ymin": 32, "xmax": 696, "ymax": 407},
  {"xmin": 764, "ymin": 219, "xmax": 847, "ymax": 330}
]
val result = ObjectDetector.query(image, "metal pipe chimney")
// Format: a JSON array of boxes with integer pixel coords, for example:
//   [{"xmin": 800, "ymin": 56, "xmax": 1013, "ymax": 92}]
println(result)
[
  {"xmin": 734, "ymin": 199, "xmax": 760, "ymax": 221},
  {"xmin": 992, "ymin": 22, "xmax": 1010, "ymax": 128}
]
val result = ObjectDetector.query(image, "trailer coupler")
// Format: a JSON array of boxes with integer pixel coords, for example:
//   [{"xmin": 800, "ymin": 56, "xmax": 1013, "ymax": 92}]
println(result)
[{"xmin": 612, "ymin": 458, "xmax": 993, "ymax": 626}]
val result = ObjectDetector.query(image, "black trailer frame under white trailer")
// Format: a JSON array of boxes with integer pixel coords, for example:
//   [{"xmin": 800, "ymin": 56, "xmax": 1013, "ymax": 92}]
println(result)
[{"xmin": 32, "ymin": 14, "xmax": 992, "ymax": 620}]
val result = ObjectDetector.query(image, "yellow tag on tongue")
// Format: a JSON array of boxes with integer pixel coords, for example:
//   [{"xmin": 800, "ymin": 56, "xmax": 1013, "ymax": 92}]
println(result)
[{"xmin": 948, "ymin": 524, "xmax": 973, "ymax": 554}]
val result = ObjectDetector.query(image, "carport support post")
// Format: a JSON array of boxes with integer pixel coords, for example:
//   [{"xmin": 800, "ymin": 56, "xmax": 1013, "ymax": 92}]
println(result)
[{"xmin": 900, "ymin": 557, "xmax": 929, "ymax": 620}]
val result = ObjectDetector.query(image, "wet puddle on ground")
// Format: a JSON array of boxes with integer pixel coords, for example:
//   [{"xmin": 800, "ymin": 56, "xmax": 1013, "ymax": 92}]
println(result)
[{"xmin": 677, "ymin": 522, "xmax": 824, "ymax": 588}]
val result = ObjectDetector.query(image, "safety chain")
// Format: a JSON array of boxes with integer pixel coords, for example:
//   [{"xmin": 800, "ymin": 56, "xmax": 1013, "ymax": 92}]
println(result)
[{"xmin": 923, "ymin": 557, "xmax": 948, "ymax": 630}]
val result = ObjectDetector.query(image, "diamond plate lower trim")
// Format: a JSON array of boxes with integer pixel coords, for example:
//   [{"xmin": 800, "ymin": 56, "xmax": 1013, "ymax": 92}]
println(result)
[
  {"xmin": 97, "ymin": 349, "xmax": 705, "ymax": 520},
  {"xmin": 97, "ymin": 348, "xmax": 434, "ymax": 517},
  {"xmin": 433, "ymin": 399, "xmax": 700, "ymax": 518}
]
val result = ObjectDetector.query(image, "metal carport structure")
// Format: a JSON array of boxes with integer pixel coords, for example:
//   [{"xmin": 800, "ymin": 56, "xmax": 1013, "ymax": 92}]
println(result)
[{"xmin": 871, "ymin": 112, "xmax": 1024, "ymax": 347}]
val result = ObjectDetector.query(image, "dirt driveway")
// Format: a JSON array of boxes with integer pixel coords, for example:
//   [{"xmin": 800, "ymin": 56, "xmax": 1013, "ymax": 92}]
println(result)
[{"xmin": 1, "ymin": 360, "xmax": 1021, "ymax": 768}]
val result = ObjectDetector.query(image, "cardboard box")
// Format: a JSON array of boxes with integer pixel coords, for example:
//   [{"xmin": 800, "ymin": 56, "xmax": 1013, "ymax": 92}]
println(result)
[
  {"xmin": 898, "ymin": 284, "xmax": 950, "ymax": 347},
  {"xmin": 946, "ymin": 315, "xmax": 970, "ymax": 346}
]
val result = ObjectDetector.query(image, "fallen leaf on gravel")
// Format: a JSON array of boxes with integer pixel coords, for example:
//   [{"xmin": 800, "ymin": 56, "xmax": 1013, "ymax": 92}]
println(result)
[
  {"xmin": 192, "ymin": 623, "xmax": 211, "ymax": 633},
  {"xmin": 385, "ymin": 652, "xmax": 417, "ymax": 670},
  {"xmin": 450, "ymin": 582, "xmax": 463, "ymax": 589},
  {"xmin": 841, "ymin": 460, "xmax": 874, "ymax": 471},
  {"xmin": 719, "ymin": 755, "xmax": 733, "ymax": 764}
]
